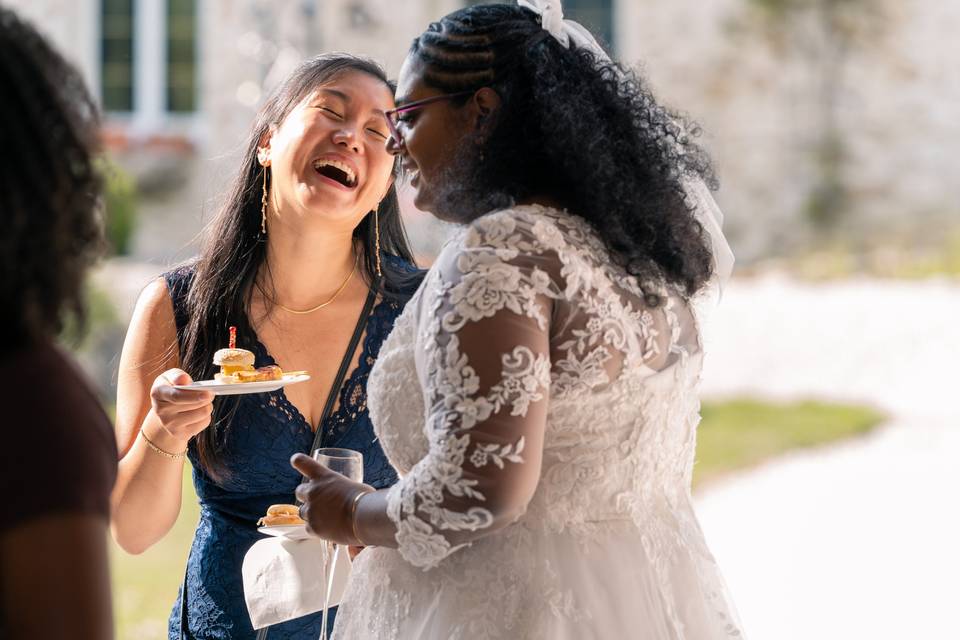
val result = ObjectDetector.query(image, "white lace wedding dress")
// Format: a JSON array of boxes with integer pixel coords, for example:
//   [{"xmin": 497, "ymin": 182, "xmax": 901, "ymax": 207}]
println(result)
[{"xmin": 333, "ymin": 205, "xmax": 745, "ymax": 639}]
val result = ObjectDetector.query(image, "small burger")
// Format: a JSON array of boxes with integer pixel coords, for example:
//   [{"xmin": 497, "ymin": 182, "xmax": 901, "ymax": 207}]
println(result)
[
  {"xmin": 257, "ymin": 504, "xmax": 305, "ymax": 527},
  {"xmin": 213, "ymin": 347, "xmax": 255, "ymax": 383}
]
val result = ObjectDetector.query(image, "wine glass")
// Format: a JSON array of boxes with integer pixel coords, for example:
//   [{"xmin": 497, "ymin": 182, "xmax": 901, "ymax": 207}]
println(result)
[{"xmin": 312, "ymin": 447, "xmax": 363, "ymax": 640}]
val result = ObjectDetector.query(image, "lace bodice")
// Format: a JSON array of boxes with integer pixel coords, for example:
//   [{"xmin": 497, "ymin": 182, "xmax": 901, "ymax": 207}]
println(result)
[{"xmin": 367, "ymin": 205, "xmax": 705, "ymax": 570}]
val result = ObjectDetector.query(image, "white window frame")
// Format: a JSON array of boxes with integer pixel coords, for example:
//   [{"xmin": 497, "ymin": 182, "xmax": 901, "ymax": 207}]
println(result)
[{"xmin": 96, "ymin": 0, "xmax": 200, "ymax": 136}]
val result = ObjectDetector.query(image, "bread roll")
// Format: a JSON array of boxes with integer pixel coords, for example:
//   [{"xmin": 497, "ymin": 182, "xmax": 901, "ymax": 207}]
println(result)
[
  {"xmin": 257, "ymin": 503, "xmax": 305, "ymax": 527},
  {"xmin": 213, "ymin": 348, "xmax": 255, "ymax": 367}
]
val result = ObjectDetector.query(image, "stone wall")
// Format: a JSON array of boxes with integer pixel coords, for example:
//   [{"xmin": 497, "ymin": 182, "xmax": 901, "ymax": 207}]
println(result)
[{"xmin": 616, "ymin": 0, "xmax": 960, "ymax": 260}]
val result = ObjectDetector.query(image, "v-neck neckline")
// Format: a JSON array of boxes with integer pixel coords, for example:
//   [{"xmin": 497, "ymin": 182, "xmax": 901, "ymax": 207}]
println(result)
[{"xmin": 250, "ymin": 297, "xmax": 385, "ymax": 436}]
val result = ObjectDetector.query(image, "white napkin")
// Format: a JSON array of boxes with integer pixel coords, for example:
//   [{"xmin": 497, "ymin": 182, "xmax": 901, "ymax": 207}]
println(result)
[{"xmin": 242, "ymin": 536, "xmax": 352, "ymax": 630}]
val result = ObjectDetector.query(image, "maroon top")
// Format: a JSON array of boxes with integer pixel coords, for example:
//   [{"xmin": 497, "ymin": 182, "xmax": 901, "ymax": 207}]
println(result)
[{"xmin": 0, "ymin": 340, "xmax": 117, "ymax": 532}]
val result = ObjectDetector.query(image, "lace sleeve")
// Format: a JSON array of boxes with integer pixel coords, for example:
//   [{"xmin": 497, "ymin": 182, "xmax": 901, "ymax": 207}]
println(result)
[{"xmin": 385, "ymin": 212, "xmax": 564, "ymax": 570}]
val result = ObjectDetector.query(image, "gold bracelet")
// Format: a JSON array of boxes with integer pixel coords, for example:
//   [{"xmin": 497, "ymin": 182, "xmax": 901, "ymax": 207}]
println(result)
[
  {"xmin": 349, "ymin": 488, "xmax": 374, "ymax": 546},
  {"xmin": 140, "ymin": 429, "xmax": 188, "ymax": 460}
]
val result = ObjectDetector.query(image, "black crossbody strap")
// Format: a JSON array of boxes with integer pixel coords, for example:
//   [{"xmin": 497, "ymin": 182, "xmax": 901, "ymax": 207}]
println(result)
[
  {"xmin": 306, "ymin": 279, "xmax": 379, "ymax": 464},
  {"xmin": 253, "ymin": 279, "xmax": 379, "ymax": 640}
]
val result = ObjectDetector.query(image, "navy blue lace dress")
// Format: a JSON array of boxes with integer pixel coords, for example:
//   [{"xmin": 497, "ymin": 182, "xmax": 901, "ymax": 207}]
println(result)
[{"xmin": 164, "ymin": 262, "xmax": 416, "ymax": 639}]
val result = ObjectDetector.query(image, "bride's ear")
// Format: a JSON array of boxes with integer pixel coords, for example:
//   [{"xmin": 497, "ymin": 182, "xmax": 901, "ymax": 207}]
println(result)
[{"xmin": 471, "ymin": 87, "xmax": 502, "ymax": 136}]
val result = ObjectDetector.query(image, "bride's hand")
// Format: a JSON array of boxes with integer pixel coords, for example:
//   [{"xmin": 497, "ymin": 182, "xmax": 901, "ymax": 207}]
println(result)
[{"xmin": 291, "ymin": 453, "xmax": 372, "ymax": 545}]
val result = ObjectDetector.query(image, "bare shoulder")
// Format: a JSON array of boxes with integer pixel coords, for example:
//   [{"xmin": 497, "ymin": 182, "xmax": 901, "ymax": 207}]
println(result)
[
  {"xmin": 124, "ymin": 277, "xmax": 179, "ymax": 370},
  {"xmin": 134, "ymin": 276, "xmax": 176, "ymax": 324},
  {"xmin": 115, "ymin": 277, "xmax": 180, "ymax": 454}
]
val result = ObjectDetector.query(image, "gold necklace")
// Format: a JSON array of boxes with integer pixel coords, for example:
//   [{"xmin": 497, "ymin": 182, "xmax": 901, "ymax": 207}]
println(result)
[{"xmin": 272, "ymin": 255, "xmax": 358, "ymax": 315}]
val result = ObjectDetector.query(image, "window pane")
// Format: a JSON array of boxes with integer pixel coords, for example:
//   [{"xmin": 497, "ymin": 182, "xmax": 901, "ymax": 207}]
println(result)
[
  {"xmin": 166, "ymin": 0, "xmax": 197, "ymax": 113},
  {"xmin": 101, "ymin": 0, "xmax": 134, "ymax": 112}
]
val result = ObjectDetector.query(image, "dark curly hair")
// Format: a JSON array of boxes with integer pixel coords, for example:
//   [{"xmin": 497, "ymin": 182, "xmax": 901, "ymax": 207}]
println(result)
[
  {"xmin": 0, "ymin": 7, "xmax": 104, "ymax": 352},
  {"xmin": 410, "ymin": 4, "xmax": 717, "ymax": 298}
]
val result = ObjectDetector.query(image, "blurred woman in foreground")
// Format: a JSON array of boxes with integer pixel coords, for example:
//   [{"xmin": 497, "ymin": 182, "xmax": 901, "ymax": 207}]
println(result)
[{"xmin": 0, "ymin": 7, "xmax": 115, "ymax": 640}]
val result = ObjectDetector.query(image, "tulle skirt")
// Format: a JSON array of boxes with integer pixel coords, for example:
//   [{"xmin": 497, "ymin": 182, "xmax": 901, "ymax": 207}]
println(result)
[{"xmin": 333, "ymin": 507, "xmax": 744, "ymax": 640}]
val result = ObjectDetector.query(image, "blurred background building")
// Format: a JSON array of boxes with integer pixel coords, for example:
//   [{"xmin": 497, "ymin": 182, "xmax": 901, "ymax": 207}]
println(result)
[
  {"xmin": 7, "ymin": 0, "xmax": 957, "ymax": 266},
  {"xmin": 8, "ymin": 0, "xmax": 957, "ymax": 398}
]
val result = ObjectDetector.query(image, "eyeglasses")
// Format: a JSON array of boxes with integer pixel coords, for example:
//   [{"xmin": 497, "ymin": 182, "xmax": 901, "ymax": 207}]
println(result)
[{"xmin": 383, "ymin": 90, "xmax": 475, "ymax": 146}]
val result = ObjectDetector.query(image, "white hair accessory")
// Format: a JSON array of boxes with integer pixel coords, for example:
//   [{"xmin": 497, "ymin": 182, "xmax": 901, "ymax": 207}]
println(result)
[
  {"xmin": 517, "ymin": 0, "xmax": 735, "ymax": 301},
  {"xmin": 517, "ymin": 0, "xmax": 608, "ymax": 59}
]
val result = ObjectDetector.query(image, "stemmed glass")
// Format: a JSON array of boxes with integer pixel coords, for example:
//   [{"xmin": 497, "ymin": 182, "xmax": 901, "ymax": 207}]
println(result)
[{"xmin": 312, "ymin": 448, "xmax": 363, "ymax": 640}]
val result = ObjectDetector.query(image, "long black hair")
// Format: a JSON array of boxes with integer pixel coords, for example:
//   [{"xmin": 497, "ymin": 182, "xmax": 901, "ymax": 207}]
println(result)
[
  {"xmin": 410, "ymin": 4, "xmax": 716, "ymax": 298},
  {"xmin": 181, "ymin": 53, "xmax": 421, "ymax": 478},
  {"xmin": 0, "ymin": 7, "xmax": 104, "ymax": 352}
]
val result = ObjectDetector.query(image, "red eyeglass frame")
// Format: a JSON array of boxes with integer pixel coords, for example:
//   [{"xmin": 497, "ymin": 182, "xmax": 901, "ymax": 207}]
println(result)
[{"xmin": 383, "ymin": 90, "xmax": 475, "ymax": 146}]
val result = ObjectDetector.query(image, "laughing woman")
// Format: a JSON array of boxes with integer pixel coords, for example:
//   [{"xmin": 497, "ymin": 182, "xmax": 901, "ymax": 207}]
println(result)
[{"xmin": 110, "ymin": 54, "xmax": 421, "ymax": 639}]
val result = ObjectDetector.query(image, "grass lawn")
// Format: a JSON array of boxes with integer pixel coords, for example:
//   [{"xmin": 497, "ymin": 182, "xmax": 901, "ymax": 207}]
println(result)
[
  {"xmin": 693, "ymin": 398, "xmax": 885, "ymax": 486},
  {"xmin": 110, "ymin": 465, "xmax": 199, "ymax": 639},
  {"xmin": 110, "ymin": 398, "xmax": 885, "ymax": 639}
]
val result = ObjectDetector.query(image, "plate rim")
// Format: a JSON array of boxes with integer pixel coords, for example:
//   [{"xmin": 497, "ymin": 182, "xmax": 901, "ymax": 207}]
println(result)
[
  {"xmin": 257, "ymin": 524, "xmax": 310, "ymax": 539},
  {"xmin": 173, "ymin": 373, "xmax": 310, "ymax": 391}
]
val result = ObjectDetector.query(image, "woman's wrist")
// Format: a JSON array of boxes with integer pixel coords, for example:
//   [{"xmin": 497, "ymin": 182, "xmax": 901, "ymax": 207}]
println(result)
[
  {"xmin": 349, "ymin": 487, "xmax": 375, "ymax": 546},
  {"xmin": 140, "ymin": 420, "xmax": 189, "ymax": 460}
]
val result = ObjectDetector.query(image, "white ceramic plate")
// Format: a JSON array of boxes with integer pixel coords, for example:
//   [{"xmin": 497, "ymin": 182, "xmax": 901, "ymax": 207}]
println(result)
[
  {"xmin": 173, "ymin": 374, "xmax": 310, "ymax": 396},
  {"xmin": 257, "ymin": 524, "xmax": 311, "ymax": 540}
]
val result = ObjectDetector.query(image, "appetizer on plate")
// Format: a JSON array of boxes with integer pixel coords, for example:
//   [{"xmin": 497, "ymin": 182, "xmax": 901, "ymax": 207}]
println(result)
[
  {"xmin": 257, "ymin": 504, "xmax": 305, "ymax": 527},
  {"xmin": 213, "ymin": 327, "xmax": 290, "ymax": 384}
]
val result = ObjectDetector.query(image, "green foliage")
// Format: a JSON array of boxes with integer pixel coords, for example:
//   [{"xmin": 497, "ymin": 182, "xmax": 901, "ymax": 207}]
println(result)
[
  {"xmin": 740, "ymin": 0, "xmax": 894, "ymax": 236},
  {"xmin": 804, "ymin": 132, "xmax": 849, "ymax": 230},
  {"xmin": 60, "ymin": 278, "xmax": 125, "ymax": 402},
  {"xmin": 59, "ymin": 280, "xmax": 119, "ymax": 349},
  {"xmin": 111, "ymin": 465, "xmax": 199, "ymax": 639},
  {"xmin": 694, "ymin": 398, "xmax": 885, "ymax": 485},
  {"xmin": 887, "ymin": 231, "xmax": 960, "ymax": 278},
  {"xmin": 747, "ymin": 0, "xmax": 877, "ymax": 19},
  {"xmin": 747, "ymin": 0, "xmax": 801, "ymax": 16},
  {"xmin": 746, "ymin": 224, "xmax": 960, "ymax": 280},
  {"xmin": 98, "ymin": 156, "xmax": 139, "ymax": 256}
]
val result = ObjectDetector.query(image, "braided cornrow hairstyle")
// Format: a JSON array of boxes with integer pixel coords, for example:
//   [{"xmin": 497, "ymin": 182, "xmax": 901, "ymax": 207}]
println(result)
[
  {"xmin": 0, "ymin": 7, "xmax": 104, "ymax": 351},
  {"xmin": 410, "ymin": 4, "xmax": 717, "ymax": 298}
]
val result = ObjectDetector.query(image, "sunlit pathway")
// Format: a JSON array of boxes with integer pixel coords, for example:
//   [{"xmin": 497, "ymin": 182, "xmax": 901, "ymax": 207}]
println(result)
[{"xmin": 695, "ymin": 276, "xmax": 960, "ymax": 639}]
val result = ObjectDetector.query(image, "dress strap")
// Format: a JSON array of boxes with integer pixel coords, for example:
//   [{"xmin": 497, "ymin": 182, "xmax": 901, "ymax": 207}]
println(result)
[
  {"xmin": 306, "ymin": 278, "xmax": 380, "ymax": 462},
  {"xmin": 163, "ymin": 264, "xmax": 196, "ymax": 357}
]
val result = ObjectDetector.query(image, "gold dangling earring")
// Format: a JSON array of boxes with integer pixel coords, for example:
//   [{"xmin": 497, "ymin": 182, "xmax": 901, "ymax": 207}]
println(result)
[
  {"xmin": 260, "ymin": 166, "xmax": 269, "ymax": 236},
  {"xmin": 373, "ymin": 205, "xmax": 382, "ymax": 278}
]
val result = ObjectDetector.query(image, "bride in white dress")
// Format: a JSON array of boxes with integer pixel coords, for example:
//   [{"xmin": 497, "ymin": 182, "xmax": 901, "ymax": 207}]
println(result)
[{"xmin": 292, "ymin": 2, "xmax": 745, "ymax": 638}]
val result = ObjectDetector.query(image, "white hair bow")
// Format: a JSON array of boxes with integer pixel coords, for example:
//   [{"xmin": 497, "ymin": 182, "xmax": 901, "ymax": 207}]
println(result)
[{"xmin": 517, "ymin": 0, "xmax": 609, "ymax": 60}]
